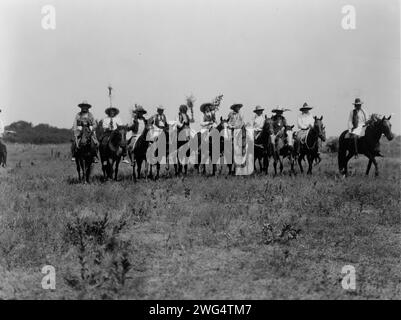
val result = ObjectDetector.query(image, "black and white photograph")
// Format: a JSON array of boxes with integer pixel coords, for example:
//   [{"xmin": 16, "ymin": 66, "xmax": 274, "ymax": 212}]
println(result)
[{"xmin": 0, "ymin": 0, "xmax": 400, "ymax": 304}]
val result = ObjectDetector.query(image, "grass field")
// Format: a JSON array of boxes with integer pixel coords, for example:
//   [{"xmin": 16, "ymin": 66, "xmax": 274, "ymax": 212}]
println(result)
[{"xmin": 0, "ymin": 143, "xmax": 400, "ymax": 299}]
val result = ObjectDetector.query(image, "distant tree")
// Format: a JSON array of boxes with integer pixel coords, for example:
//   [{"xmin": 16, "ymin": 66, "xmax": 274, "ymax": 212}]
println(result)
[{"xmin": 4, "ymin": 121, "xmax": 72, "ymax": 144}]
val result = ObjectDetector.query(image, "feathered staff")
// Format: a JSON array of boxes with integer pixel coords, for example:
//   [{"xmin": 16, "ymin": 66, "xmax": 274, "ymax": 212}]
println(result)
[
  {"xmin": 186, "ymin": 94, "xmax": 196, "ymax": 123},
  {"xmin": 211, "ymin": 94, "xmax": 224, "ymax": 110},
  {"xmin": 107, "ymin": 85, "xmax": 113, "ymax": 108}
]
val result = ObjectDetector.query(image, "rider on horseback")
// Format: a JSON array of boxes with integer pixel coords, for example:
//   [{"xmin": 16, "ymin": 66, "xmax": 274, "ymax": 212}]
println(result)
[
  {"xmin": 101, "ymin": 106, "xmax": 129, "ymax": 163},
  {"xmin": 295, "ymin": 102, "xmax": 314, "ymax": 153},
  {"xmin": 348, "ymin": 98, "xmax": 368, "ymax": 158},
  {"xmin": 227, "ymin": 104, "xmax": 244, "ymax": 129},
  {"xmin": 71, "ymin": 101, "xmax": 99, "ymax": 162},
  {"xmin": 200, "ymin": 103, "xmax": 217, "ymax": 130},
  {"xmin": 154, "ymin": 106, "xmax": 168, "ymax": 131},
  {"xmin": 0, "ymin": 108, "xmax": 4, "ymax": 143},
  {"xmin": 252, "ymin": 105, "xmax": 265, "ymax": 142},
  {"xmin": 271, "ymin": 107, "xmax": 289, "ymax": 148},
  {"xmin": 127, "ymin": 105, "xmax": 148, "ymax": 158}
]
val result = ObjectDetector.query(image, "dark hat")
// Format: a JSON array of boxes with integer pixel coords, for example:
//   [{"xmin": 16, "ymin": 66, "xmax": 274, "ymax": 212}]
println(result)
[
  {"xmin": 271, "ymin": 107, "xmax": 285, "ymax": 113},
  {"xmin": 78, "ymin": 100, "xmax": 92, "ymax": 109},
  {"xmin": 353, "ymin": 98, "xmax": 364, "ymax": 105},
  {"xmin": 200, "ymin": 103, "xmax": 213, "ymax": 113},
  {"xmin": 133, "ymin": 105, "xmax": 147, "ymax": 114},
  {"xmin": 253, "ymin": 105, "xmax": 264, "ymax": 113},
  {"xmin": 300, "ymin": 102, "xmax": 313, "ymax": 111},
  {"xmin": 179, "ymin": 104, "xmax": 188, "ymax": 113},
  {"xmin": 230, "ymin": 103, "xmax": 243, "ymax": 111},
  {"xmin": 105, "ymin": 107, "xmax": 120, "ymax": 116}
]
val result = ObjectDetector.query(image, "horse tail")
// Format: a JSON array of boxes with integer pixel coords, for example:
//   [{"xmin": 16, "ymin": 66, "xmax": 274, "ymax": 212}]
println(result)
[{"xmin": 338, "ymin": 130, "xmax": 348, "ymax": 173}]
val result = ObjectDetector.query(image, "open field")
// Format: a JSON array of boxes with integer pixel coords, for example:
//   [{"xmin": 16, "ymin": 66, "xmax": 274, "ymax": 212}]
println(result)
[{"xmin": 0, "ymin": 143, "xmax": 400, "ymax": 299}]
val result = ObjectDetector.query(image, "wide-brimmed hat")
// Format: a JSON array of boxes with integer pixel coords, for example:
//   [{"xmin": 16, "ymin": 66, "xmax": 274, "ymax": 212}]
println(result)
[
  {"xmin": 353, "ymin": 98, "xmax": 364, "ymax": 105},
  {"xmin": 230, "ymin": 103, "xmax": 243, "ymax": 111},
  {"xmin": 300, "ymin": 102, "xmax": 313, "ymax": 111},
  {"xmin": 200, "ymin": 103, "xmax": 213, "ymax": 113},
  {"xmin": 253, "ymin": 105, "xmax": 264, "ymax": 113},
  {"xmin": 271, "ymin": 107, "xmax": 286, "ymax": 113},
  {"xmin": 157, "ymin": 105, "xmax": 165, "ymax": 111},
  {"xmin": 78, "ymin": 100, "xmax": 92, "ymax": 109},
  {"xmin": 133, "ymin": 105, "xmax": 147, "ymax": 114},
  {"xmin": 105, "ymin": 107, "xmax": 120, "ymax": 116}
]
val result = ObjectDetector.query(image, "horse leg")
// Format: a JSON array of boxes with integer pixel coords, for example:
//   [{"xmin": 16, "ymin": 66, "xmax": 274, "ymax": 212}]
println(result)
[
  {"xmin": 137, "ymin": 159, "xmax": 142, "ymax": 179},
  {"xmin": 86, "ymin": 159, "xmax": 91, "ymax": 183},
  {"xmin": 307, "ymin": 154, "xmax": 313, "ymax": 175},
  {"xmin": 114, "ymin": 159, "xmax": 120, "ymax": 181},
  {"xmin": 279, "ymin": 157, "xmax": 283, "ymax": 174},
  {"xmin": 212, "ymin": 164, "xmax": 216, "ymax": 176},
  {"xmin": 298, "ymin": 152, "xmax": 304, "ymax": 173},
  {"xmin": 372, "ymin": 157, "xmax": 379, "ymax": 177},
  {"xmin": 156, "ymin": 163, "xmax": 160, "ymax": 180},
  {"xmin": 132, "ymin": 161, "xmax": 137, "ymax": 182},
  {"xmin": 76, "ymin": 159, "xmax": 81, "ymax": 182},
  {"xmin": 366, "ymin": 159, "xmax": 373, "ymax": 176}
]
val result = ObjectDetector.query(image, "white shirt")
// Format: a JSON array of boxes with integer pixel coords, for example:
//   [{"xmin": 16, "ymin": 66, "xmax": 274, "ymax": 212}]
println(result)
[
  {"xmin": 252, "ymin": 114, "xmax": 265, "ymax": 131},
  {"xmin": 297, "ymin": 112, "xmax": 314, "ymax": 130},
  {"xmin": 348, "ymin": 108, "xmax": 368, "ymax": 131},
  {"xmin": 102, "ymin": 116, "xmax": 123, "ymax": 131},
  {"xmin": 0, "ymin": 118, "xmax": 4, "ymax": 137}
]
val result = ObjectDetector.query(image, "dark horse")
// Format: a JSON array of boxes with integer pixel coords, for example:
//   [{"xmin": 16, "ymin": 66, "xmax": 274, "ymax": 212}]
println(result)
[
  {"xmin": 74, "ymin": 124, "xmax": 97, "ymax": 183},
  {"xmin": 128, "ymin": 120, "xmax": 153, "ymax": 182},
  {"xmin": 338, "ymin": 114, "xmax": 393, "ymax": 177},
  {"xmin": 99, "ymin": 126, "xmax": 128, "ymax": 181},
  {"xmin": 295, "ymin": 116, "xmax": 326, "ymax": 175},
  {"xmin": 254, "ymin": 116, "xmax": 274, "ymax": 173}
]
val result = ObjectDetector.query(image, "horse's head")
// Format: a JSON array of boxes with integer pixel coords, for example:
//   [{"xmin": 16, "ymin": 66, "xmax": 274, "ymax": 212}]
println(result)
[
  {"xmin": 314, "ymin": 116, "xmax": 326, "ymax": 142},
  {"xmin": 381, "ymin": 115, "xmax": 394, "ymax": 141},
  {"xmin": 110, "ymin": 125, "xmax": 128, "ymax": 148},
  {"xmin": 263, "ymin": 116, "xmax": 274, "ymax": 135},
  {"xmin": 217, "ymin": 116, "xmax": 229, "ymax": 131},
  {"xmin": 285, "ymin": 125, "xmax": 295, "ymax": 147},
  {"xmin": 78, "ymin": 121, "xmax": 92, "ymax": 147}
]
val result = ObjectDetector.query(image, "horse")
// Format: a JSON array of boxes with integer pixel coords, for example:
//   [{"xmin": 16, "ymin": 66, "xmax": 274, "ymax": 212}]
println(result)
[
  {"xmin": 0, "ymin": 139, "xmax": 7, "ymax": 167},
  {"xmin": 338, "ymin": 114, "xmax": 394, "ymax": 177},
  {"xmin": 195, "ymin": 117, "xmax": 229, "ymax": 176},
  {"xmin": 273, "ymin": 125, "xmax": 296, "ymax": 175},
  {"xmin": 74, "ymin": 124, "xmax": 97, "ymax": 183},
  {"xmin": 254, "ymin": 116, "xmax": 274, "ymax": 173},
  {"xmin": 99, "ymin": 126, "xmax": 128, "ymax": 181},
  {"xmin": 295, "ymin": 116, "xmax": 326, "ymax": 175},
  {"xmin": 128, "ymin": 120, "xmax": 153, "ymax": 182}
]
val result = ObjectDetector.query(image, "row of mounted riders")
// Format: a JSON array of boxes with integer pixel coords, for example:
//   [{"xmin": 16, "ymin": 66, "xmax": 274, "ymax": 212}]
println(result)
[{"xmin": 72, "ymin": 114, "xmax": 394, "ymax": 183}]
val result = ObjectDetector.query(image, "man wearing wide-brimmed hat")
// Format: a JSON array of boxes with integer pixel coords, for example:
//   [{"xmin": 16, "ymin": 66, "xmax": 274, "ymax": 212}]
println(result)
[
  {"xmin": 227, "ymin": 103, "xmax": 244, "ymax": 130},
  {"xmin": 127, "ymin": 105, "xmax": 148, "ymax": 158},
  {"xmin": 271, "ymin": 107, "xmax": 289, "ymax": 135},
  {"xmin": 252, "ymin": 106, "xmax": 265, "ymax": 140},
  {"xmin": 200, "ymin": 103, "xmax": 217, "ymax": 130},
  {"xmin": 102, "ymin": 106, "xmax": 123, "ymax": 131},
  {"xmin": 154, "ymin": 105, "xmax": 168, "ymax": 131},
  {"xmin": 71, "ymin": 101, "xmax": 98, "ymax": 162},
  {"xmin": 294, "ymin": 102, "xmax": 314, "ymax": 153},
  {"xmin": 347, "ymin": 98, "xmax": 369, "ymax": 157}
]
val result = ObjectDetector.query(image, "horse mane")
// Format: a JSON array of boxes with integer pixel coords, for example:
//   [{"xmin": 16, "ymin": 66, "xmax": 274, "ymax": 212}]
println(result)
[{"xmin": 366, "ymin": 114, "xmax": 382, "ymax": 127}]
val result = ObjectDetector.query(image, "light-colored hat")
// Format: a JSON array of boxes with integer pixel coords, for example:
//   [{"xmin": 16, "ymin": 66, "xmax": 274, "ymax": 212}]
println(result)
[
  {"xmin": 78, "ymin": 100, "xmax": 92, "ymax": 109},
  {"xmin": 300, "ymin": 102, "xmax": 313, "ymax": 111},
  {"xmin": 105, "ymin": 107, "xmax": 120, "ymax": 116},
  {"xmin": 157, "ymin": 105, "xmax": 165, "ymax": 111},
  {"xmin": 230, "ymin": 103, "xmax": 243, "ymax": 111},
  {"xmin": 253, "ymin": 105, "xmax": 264, "ymax": 113},
  {"xmin": 353, "ymin": 98, "xmax": 364, "ymax": 105}
]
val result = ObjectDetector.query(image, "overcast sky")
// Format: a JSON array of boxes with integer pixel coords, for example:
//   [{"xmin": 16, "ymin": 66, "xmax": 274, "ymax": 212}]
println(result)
[{"xmin": 1, "ymin": 0, "xmax": 400, "ymax": 136}]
